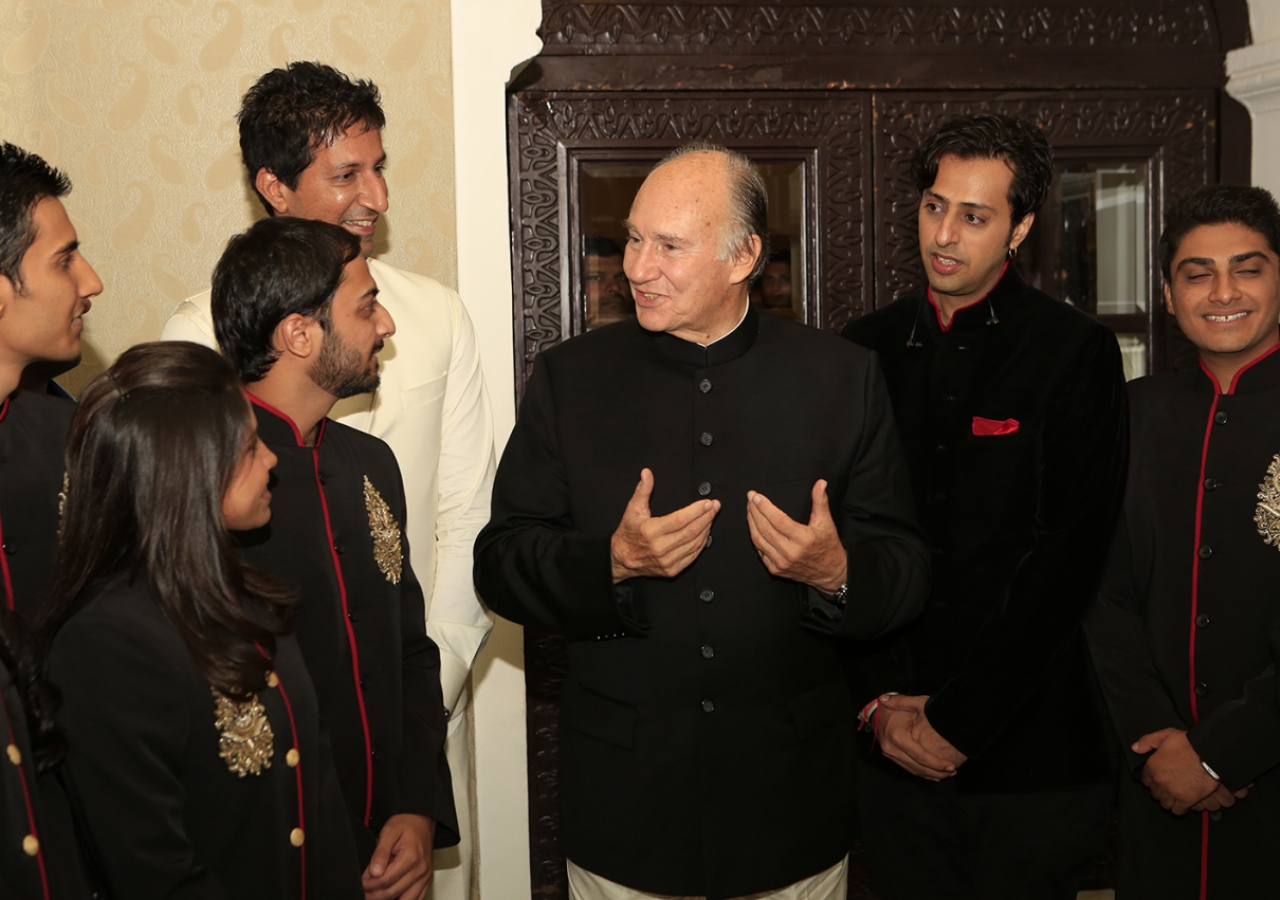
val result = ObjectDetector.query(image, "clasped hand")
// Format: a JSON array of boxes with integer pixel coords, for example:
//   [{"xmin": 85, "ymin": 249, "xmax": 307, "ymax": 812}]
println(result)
[
  {"xmin": 610, "ymin": 471, "xmax": 846, "ymax": 592},
  {"xmin": 1133, "ymin": 728, "xmax": 1250, "ymax": 816},
  {"xmin": 876, "ymin": 693, "xmax": 967, "ymax": 781}
]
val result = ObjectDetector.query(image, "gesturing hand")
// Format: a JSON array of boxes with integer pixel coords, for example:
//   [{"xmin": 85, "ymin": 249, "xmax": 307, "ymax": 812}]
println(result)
[
  {"xmin": 876, "ymin": 693, "xmax": 965, "ymax": 781},
  {"xmin": 611, "ymin": 468, "xmax": 720, "ymax": 583},
  {"xmin": 362, "ymin": 813, "xmax": 435, "ymax": 900},
  {"xmin": 747, "ymin": 479, "xmax": 847, "ymax": 593},
  {"xmin": 1133, "ymin": 728, "xmax": 1220, "ymax": 815}
]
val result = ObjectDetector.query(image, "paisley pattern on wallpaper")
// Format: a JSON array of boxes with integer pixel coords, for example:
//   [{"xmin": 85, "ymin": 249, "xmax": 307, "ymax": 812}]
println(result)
[{"xmin": 0, "ymin": 0, "xmax": 457, "ymax": 395}]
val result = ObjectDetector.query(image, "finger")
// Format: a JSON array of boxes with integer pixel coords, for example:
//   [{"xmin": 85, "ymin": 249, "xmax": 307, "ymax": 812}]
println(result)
[
  {"xmin": 625, "ymin": 468, "xmax": 655, "ymax": 519},
  {"xmin": 363, "ymin": 828, "xmax": 399, "ymax": 881},
  {"xmin": 650, "ymin": 498, "xmax": 719, "ymax": 536},
  {"xmin": 748, "ymin": 491, "xmax": 806, "ymax": 542},
  {"xmin": 365, "ymin": 865, "xmax": 427, "ymax": 900},
  {"xmin": 1235, "ymin": 787, "xmax": 1251, "ymax": 799},
  {"xmin": 808, "ymin": 479, "xmax": 834, "ymax": 528},
  {"xmin": 878, "ymin": 693, "xmax": 924, "ymax": 713}
]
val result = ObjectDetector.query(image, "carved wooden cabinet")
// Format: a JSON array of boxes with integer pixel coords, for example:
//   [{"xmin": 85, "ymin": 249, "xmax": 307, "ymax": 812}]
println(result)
[{"xmin": 506, "ymin": 2, "xmax": 1249, "ymax": 896}]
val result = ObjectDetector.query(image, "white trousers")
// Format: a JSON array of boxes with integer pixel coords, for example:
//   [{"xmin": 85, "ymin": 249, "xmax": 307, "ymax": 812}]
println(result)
[
  {"xmin": 426, "ymin": 686, "xmax": 473, "ymax": 900},
  {"xmin": 567, "ymin": 855, "xmax": 849, "ymax": 900}
]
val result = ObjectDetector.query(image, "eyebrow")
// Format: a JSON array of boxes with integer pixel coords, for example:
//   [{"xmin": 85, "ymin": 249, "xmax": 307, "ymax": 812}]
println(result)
[
  {"xmin": 1176, "ymin": 251, "xmax": 1272, "ymax": 271},
  {"xmin": 56, "ymin": 239, "xmax": 79, "ymax": 256},
  {"xmin": 923, "ymin": 189, "xmax": 997, "ymax": 213},
  {"xmin": 363, "ymin": 286, "xmax": 380, "ymax": 301},
  {"xmin": 330, "ymin": 154, "xmax": 387, "ymax": 172}
]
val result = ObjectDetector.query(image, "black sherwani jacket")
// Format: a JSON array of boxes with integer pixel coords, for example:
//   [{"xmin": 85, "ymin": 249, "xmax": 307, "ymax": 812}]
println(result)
[
  {"xmin": 474, "ymin": 307, "xmax": 930, "ymax": 899},
  {"xmin": 843, "ymin": 267, "xmax": 1128, "ymax": 792},
  {"xmin": 236, "ymin": 398, "xmax": 458, "ymax": 863},
  {"xmin": 49, "ymin": 576, "xmax": 362, "ymax": 899},
  {"xmin": 0, "ymin": 391, "xmax": 72, "ymax": 620},
  {"xmin": 1086, "ymin": 346, "xmax": 1280, "ymax": 899}
]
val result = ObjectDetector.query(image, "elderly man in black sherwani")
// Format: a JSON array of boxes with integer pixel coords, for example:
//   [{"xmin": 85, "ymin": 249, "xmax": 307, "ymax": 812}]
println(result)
[
  {"xmin": 474, "ymin": 143, "xmax": 929, "ymax": 900},
  {"xmin": 1086, "ymin": 184, "xmax": 1280, "ymax": 899},
  {"xmin": 843, "ymin": 115, "xmax": 1129, "ymax": 899}
]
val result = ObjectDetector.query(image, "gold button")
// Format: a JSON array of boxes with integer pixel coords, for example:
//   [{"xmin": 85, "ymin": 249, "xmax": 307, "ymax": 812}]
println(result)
[
  {"xmin": 289, "ymin": 827, "xmax": 305, "ymax": 847},
  {"xmin": 22, "ymin": 834, "xmax": 38, "ymax": 857},
  {"xmin": 266, "ymin": 671, "xmax": 279, "ymax": 689},
  {"xmin": 6, "ymin": 744, "xmax": 20, "ymax": 766},
  {"xmin": 286, "ymin": 748, "xmax": 300, "ymax": 767}
]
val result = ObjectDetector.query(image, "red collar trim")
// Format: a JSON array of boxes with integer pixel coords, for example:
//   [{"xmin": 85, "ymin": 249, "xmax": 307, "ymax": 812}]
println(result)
[
  {"xmin": 246, "ymin": 392, "xmax": 327, "ymax": 448},
  {"xmin": 1198, "ymin": 339, "xmax": 1280, "ymax": 395},
  {"xmin": 0, "ymin": 395, "xmax": 9, "ymax": 424},
  {"xmin": 926, "ymin": 261, "xmax": 1009, "ymax": 333}
]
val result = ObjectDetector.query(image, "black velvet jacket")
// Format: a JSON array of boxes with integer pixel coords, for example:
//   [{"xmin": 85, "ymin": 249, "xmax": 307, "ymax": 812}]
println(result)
[
  {"xmin": 1086, "ymin": 347, "xmax": 1280, "ymax": 898},
  {"xmin": 476, "ymin": 307, "xmax": 929, "ymax": 899},
  {"xmin": 0, "ymin": 391, "xmax": 72, "ymax": 620},
  {"xmin": 844, "ymin": 267, "xmax": 1128, "ymax": 792},
  {"xmin": 49, "ymin": 576, "xmax": 362, "ymax": 899},
  {"xmin": 236, "ymin": 398, "xmax": 457, "ymax": 863}
]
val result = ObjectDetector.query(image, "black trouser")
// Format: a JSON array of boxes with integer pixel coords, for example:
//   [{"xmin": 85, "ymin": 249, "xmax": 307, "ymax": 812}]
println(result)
[{"xmin": 854, "ymin": 756, "xmax": 1113, "ymax": 900}]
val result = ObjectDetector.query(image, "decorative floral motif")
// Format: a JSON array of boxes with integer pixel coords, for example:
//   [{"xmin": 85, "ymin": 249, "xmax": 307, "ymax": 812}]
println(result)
[
  {"xmin": 1256, "ymin": 456, "xmax": 1280, "ymax": 550},
  {"xmin": 363, "ymin": 475, "xmax": 403, "ymax": 584},
  {"xmin": 212, "ymin": 688, "xmax": 273, "ymax": 777}
]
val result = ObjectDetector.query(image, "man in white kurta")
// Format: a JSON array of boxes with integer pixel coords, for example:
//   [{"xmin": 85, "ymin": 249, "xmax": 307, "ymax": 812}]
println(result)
[{"xmin": 160, "ymin": 60, "xmax": 494, "ymax": 900}]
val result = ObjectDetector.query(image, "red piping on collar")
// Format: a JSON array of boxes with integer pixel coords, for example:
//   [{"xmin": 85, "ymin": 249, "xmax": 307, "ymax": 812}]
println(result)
[
  {"xmin": 926, "ymin": 261, "xmax": 1008, "ymax": 333},
  {"xmin": 246, "ymin": 392, "xmax": 328, "ymax": 449},
  {"xmin": 0, "ymin": 693, "xmax": 51, "ymax": 900},
  {"xmin": 1198, "ymin": 340, "xmax": 1280, "ymax": 396}
]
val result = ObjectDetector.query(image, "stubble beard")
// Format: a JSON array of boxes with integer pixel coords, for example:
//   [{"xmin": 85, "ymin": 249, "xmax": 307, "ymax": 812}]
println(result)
[{"xmin": 309, "ymin": 330, "xmax": 381, "ymax": 400}]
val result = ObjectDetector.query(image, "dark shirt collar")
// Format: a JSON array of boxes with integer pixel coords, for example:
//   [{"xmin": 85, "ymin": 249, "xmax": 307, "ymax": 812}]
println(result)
[
  {"xmin": 248, "ymin": 391, "xmax": 328, "ymax": 449},
  {"xmin": 649, "ymin": 303, "xmax": 760, "ymax": 368},
  {"xmin": 923, "ymin": 262, "xmax": 1023, "ymax": 335},
  {"xmin": 1200, "ymin": 340, "xmax": 1280, "ymax": 395}
]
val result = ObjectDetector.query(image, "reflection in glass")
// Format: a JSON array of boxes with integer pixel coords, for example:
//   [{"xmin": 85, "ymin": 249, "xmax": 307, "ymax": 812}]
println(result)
[
  {"xmin": 578, "ymin": 159, "xmax": 805, "ymax": 330},
  {"xmin": 1015, "ymin": 160, "xmax": 1150, "ymax": 379}
]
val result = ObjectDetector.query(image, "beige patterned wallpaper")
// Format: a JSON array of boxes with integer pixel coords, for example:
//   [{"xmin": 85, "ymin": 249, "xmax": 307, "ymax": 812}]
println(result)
[{"xmin": 0, "ymin": 0, "xmax": 457, "ymax": 394}]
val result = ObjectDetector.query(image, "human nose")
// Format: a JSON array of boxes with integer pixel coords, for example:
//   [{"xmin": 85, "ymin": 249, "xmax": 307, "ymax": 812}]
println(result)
[
  {"xmin": 625, "ymin": 243, "xmax": 654, "ymax": 286},
  {"xmin": 1208, "ymin": 273, "xmax": 1242, "ymax": 303},
  {"xmin": 361, "ymin": 171, "xmax": 389, "ymax": 214},
  {"xmin": 933, "ymin": 210, "xmax": 958, "ymax": 247},
  {"xmin": 77, "ymin": 257, "xmax": 104, "ymax": 299},
  {"xmin": 377, "ymin": 303, "xmax": 396, "ymax": 338},
  {"xmin": 262, "ymin": 441, "xmax": 278, "ymax": 472}
]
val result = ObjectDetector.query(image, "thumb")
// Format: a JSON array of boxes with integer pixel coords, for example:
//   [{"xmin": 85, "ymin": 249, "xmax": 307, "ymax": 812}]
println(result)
[
  {"xmin": 628, "ymin": 468, "xmax": 654, "ymax": 518},
  {"xmin": 365, "ymin": 829, "xmax": 396, "ymax": 879},
  {"xmin": 1131, "ymin": 730, "xmax": 1168, "ymax": 755},
  {"xmin": 809, "ymin": 479, "xmax": 832, "ymax": 528}
]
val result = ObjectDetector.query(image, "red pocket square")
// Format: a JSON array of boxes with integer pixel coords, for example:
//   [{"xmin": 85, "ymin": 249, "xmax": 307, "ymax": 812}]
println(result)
[{"xmin": 972, "ymin": 416, "xmax": 1020, "ymax": 436}]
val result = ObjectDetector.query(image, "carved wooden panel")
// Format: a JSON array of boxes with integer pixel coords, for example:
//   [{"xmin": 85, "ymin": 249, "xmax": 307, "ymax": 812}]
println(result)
[
  {"xmin": 539, "ymin": 2, "xmax": 1216, "ymax": 53},
  {"xmin": 872, "ymin": 91, "xmax": 1214, "ymax": 371},
  {"xmin": 509, "ymin": 91, "xmax": 872, "ymax": 393}
]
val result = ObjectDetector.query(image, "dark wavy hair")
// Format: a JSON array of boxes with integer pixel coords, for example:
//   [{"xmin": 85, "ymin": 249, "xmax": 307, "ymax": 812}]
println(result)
[
  {"xmin": 0, "ymin": 142, "xmax": 70, "ymax": 293},
  {"xmin": 39, "ymin": 342, "xmax": 294, "ymax": 700},
  {"xmin": 239, "ymin": 61, "xmax": 385, "ymax": 214},
  {"xmin": 212, "ymin": 216, "xmax": 361, "ymax": 383},
  {"xmin": 910, "ymin": 114, "xmax": 1054, "ymax": 225},
  {"xmin": 1158, "ymin": 184, "xmax": 1280, "ymax": 281},
  {"xmin": 0, "ymin": 610, "xmax": 64, "ymax": 774}
]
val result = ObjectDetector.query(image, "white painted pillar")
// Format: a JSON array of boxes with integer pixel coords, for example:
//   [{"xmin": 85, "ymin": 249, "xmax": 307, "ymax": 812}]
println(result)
[{"xmin": 450, "ymin": 2, "xmax": 543, "ymax": 897}]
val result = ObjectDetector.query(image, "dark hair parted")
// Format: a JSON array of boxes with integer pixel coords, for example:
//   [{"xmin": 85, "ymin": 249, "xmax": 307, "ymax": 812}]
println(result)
[
  {"xmin": 658, "ymin": 141, "xmax": 770, "ymax": 281},
  {"xmin": 910, "ymin": 114, "xmax": 1054, "ymax": 225},
  {"xmin": 39, "ymin": 342, "xmax": 294, "ymax": 700},
  {"xmin": 0, "ymin": 142, "xmax": 70, "ymax": 293},
  {"xmin": 239, "ymin": 61, "xmax": 386, "ymax": 214},
  {"xmin": 0, "ymin": 611, "xmax": 64, "ymax": 774},
  {"xmin": 212, "ymin": 216, "xmax": 362, "ymax": 383},
  {"xmin": 1158, "ymin": 184, "xmax": 1280, "ymax": 281}
]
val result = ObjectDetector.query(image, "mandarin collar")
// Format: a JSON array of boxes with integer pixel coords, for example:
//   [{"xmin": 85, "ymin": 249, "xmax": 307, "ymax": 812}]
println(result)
[
  {"xmin": 923, "ymin": 263, "xmax": 1027, "ymax": 336},
  {"xmin": 1201, "ymin": 340, "xmax": 1280, "ymax": 396},
  {"xmin": 649, "ymin": 303, "xmax": 760, "ymax": 368},
  {"xmin": 248, "ymin": 392, "xmax": 327, "ymax": 448}
]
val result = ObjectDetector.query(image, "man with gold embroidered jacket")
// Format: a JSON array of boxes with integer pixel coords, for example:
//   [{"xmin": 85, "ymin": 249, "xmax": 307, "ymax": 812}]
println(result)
[
  {"xmin": 1086, "ymin": 185, "xmax": 1280, "ymax": 899},
  {"xmin": 210, "ymin": 216, "xmax": 457, "ymax": 900},
  {"xmin": 842, "ymin": 115, "xmax": 1128, "ymax": 899}
]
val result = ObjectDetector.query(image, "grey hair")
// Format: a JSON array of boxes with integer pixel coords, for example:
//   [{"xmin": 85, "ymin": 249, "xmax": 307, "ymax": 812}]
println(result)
[{"xmin": 656, "ymin": 141, "xmax": 769, "ymax": 280}]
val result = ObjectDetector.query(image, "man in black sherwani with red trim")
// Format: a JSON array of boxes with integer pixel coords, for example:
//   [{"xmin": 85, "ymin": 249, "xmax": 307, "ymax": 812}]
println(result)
[
  {"xmin": 1086, "ymin": 184, "xmax": 1280, "ymax": 899},
  {"xmin": 843, "ymin": 114, "xmax": 1129, "ymax": 899}
]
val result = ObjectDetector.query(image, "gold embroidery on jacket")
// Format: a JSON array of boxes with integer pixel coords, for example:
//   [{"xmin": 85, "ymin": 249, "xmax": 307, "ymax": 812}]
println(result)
[
  {"xmin": 212, "ymin": 688, "xmax": 273, "ymax": 777},
  {"xmin": 364, "ymin": 475, "xmax": 403, "ymax": 584},
  {"xmin": 1254, "ymin": 455, "xmax": 1280, "ymax": 549}
]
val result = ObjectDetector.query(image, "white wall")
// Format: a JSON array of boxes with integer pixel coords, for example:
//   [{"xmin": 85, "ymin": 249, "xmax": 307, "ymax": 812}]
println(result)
[
  {"xmin": 1230, "ymin": 1, "xmax": 1280, "ymax": 192},
  {"xmin": 450, "ymin": 1, "xmax": 542, "ymax": 896}
]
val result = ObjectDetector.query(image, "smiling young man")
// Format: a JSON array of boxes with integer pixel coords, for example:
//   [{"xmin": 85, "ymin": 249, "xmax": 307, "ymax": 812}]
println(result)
[
  {"xmin": 211, "ymin": 216, "xmax": 458, "ymax": 900},
  {"xmin": 1086, "ymin": 185, "xmax": 1280, "ymax": 899},
  {"xmin": 0, "ymin": 143, "xmax": 102, "ymax": 621},
  {"xmin": 842, "ymin": 115, "xmax": 1128, "ymax": 899},
  {"xmin": 161, "ymin": 62, "xmax": 494, "ymax": 900},
  {"xmin": 476, "ymin": 143, "xmax": 928, "ymax": 900}
]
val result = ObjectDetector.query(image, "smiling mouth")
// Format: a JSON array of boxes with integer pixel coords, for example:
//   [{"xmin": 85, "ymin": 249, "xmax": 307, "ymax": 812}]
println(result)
[
  {"xmin": 1205, "ymin": 311, "xmax": 1250, "ymax": 323},
  {"xmin": 344, "ymin": 218, "xmax": 377, "ymax": 230}
]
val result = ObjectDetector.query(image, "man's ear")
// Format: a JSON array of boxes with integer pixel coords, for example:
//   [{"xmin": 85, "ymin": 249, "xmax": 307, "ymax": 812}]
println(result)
[
  {"xmin": 0, "ymin": 274, "xmax": 12, "ymax": 318},
  {"xmin": 272, "ymin": 313, "xmax": 320, "ymax": 361},
  {"xmin": 1163, "ymin": 281, "xmax": 1175, "ymax": 316},
  {"xmin": 254, "ymin": 169, "xmax": 292, "ymax": 216},
  {"xmin": 1009, "ymin": 212, "xmax": 1035, "ymax": 253},
  {"xmin": 731, "ymin": 234, "xmax": 764, "ymax": 285}
]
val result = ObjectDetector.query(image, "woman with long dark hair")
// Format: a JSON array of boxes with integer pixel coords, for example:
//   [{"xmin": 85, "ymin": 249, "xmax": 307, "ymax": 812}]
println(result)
[{"xmin": 39, "ymin": 341, "xmax": 361, "ymax": 899}]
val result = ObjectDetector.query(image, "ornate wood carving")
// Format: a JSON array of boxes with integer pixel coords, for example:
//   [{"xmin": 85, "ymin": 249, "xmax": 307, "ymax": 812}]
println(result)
[
  {"xmin": 539, "ymin": 2, "xmax": 1215, "ymax": 53},
  {"xmin": 510, "ymin": 91, "xmax": 871, "ymax": 392}
]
